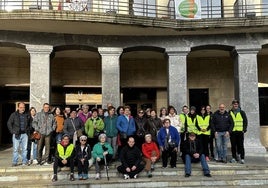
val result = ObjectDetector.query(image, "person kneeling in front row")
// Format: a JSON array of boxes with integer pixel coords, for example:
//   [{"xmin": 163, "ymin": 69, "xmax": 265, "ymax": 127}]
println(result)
[
  {"xmin": 182, "ymin": 132, "xmax": 211, "ymax": 178},
  {"xmin": 52, "ymin": 134, "xmax": 75, "ymax": 182}
]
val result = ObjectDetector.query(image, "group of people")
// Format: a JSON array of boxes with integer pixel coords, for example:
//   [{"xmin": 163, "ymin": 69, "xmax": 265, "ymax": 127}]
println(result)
[{"xmin": 7, "ymin": 99, "xmax": 248, "ymax": 180}]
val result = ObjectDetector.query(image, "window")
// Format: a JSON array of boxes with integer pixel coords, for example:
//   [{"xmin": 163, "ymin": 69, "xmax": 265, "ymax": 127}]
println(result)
[
  {"xmin": 201, "ymin": 0, "xmax": 222, "ymax": 18},
  {"xmin": 133, "ymin": 0, "xmax": 156, "ymax": 17}
]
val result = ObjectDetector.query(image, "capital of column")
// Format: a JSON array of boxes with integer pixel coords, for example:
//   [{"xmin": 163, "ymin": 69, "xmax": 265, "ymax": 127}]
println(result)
[
  {"xmin": 98, "ymin": 47, "xmax": 123, "ymax": 56},
  {"xmin": 235, "ymin": 45, "xmax": 261, "ymax": 55},
  {"xmin": 26, "ymin": 44, "xmax": 53, "ymax": 54},
  {"xmin": 165, "ymin": 47, "xmax": 191, "ymax": 56}
]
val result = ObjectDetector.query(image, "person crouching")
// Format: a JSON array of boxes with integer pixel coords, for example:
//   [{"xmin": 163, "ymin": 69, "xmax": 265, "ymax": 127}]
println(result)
[
  {"xmin": 92, "ymin": 133, "xmax": 113, "ymax": 180},
  {"xmin": 142, "ymin": 134, "xmax": 160, "ymax": 177},
  {"xmin": 52, "ymin": 134, "xmax": 75, "ymax": 182},
  {"xmin": 76, "ymin": 135, "xmax": 91, "ymax": 180}
]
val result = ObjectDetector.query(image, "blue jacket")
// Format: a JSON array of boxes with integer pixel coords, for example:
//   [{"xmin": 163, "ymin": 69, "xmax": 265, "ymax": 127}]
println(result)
[
  {"xmin": 157, "ymin": 126, "xmax": 180, "ymax": 148},
  {"xmin": 116, "ymin": 115, "xmax": 136, "ymax": 136}
]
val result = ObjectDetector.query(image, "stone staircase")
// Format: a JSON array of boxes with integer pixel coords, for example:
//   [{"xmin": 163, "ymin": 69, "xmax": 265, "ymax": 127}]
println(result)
[{"xmin": 1, "ymin": 160, "xmax": 268, "ymax": 188}]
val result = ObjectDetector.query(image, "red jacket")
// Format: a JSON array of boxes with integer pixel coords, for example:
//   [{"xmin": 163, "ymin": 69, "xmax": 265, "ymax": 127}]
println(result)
[{"xmin": 142, "ymin": 141, "xmax": 160, "ymax": 159}]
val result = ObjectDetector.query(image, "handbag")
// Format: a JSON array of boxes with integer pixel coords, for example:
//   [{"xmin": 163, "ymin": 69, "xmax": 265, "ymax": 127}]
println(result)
[
  {"xmin": 120, "ymin": 132, "xmax": 127, "ymax": 140},
  {"xmin": 31, "ymin": 131, "xmax": 41, "ymax": 140},
  {"xmin": 71, "ymin": 119, "xmax": 83, "ymax": 138}
]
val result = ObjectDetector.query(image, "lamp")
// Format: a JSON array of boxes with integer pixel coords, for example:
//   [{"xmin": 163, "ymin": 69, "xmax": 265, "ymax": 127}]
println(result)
[{"xmin": 78, "ymin": 90, "xmax": 83, "ymax": 108}]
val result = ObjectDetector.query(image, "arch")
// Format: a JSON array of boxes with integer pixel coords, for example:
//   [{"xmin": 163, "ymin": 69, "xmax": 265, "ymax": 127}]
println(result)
[
  {"xmin": 123, "ymin": 46, "xmax": 165, "ymax": 54},
  {"xmin": 53, "ymin": 45, "xmax": 98, "ymax": 53},
  {"xmin": 0, "ymin": 42, "xmax": 26, "ymax": 49},
  {"xmin": 191, "ymin": 44, "xmax": 235, "ymax": 52}
]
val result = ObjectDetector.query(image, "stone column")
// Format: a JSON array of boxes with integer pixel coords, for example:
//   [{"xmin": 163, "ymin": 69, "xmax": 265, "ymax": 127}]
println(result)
[
  {"xmin": 26, "ymin": 45, "xmax": 53, "ymax": 112},
  {"xmin": 166, "ymin": 47, "xmax": 190, "ymax": 111},
  {"xmin": 234, "ymin": 45, "xmax": 266, "ymax": 154},
  {"xmin": 98, "ymin": 47, "xmax": 123, "ymax": 109}
]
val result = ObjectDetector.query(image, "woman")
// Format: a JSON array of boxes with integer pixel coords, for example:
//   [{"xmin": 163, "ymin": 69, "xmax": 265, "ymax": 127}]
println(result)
[
  {"xmin": 159, "ymin": 107, "xmax": 167, "ymax": 122},
  {"xmin": 166, "ymin": 105, "xmax": 182, "ymax": 133},
  {"xmin": 104, "ymin": 106, "xmax": 118, "ymax": 160},
  {"xmin": 53, "ymin": 106, "xmax": 65, "ymax": 144},
  {"xmin": 76, "ymin": 135, "xmax": 91, "ymax": 180},
  {"xmin": 142, "ymin": 134, "xmax": 160, "ymax": 177},
  {"xmin": 27, "ymin": 107, "xmax": 38, "ymax": 165},
  {"xmin": 135, "ymin": 109, "xmax": 147, "ymax": 150},
  {"xmin": 144, "ymin": 109, "xmax": 162, "ymax": 143},
  {"xmin": 92, "ymin": 134, "xmax": 113, "ymax": 180}
]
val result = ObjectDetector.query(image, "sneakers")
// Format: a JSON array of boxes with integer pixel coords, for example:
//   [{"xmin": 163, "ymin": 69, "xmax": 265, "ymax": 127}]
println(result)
[
  {"xmin": 83, "ymin": 174, "xmax": 89, "ymax": 180},
  {"xmin": 206, "ymin": 156, "xmax": 210, "ymax": 162},
  {"xmin": 78, "ymin": 174, "xmax": 83, "ymax": 180},
  {"xmin": 133, "ymin": 174, "xmax": 138, "ymax": 179},
  {"xmin": 95, "ymin": 173, "xmax": 100, "ymax": 180},
  {"xmin": 27, "ymin": 160, "xmax": 32, "ymax": 166},
  {"xmin": 11, "ymin": 163, "xmax": 17, "ymax": 167},
  {"xmin": 52, "ymin": 174, "xmax": 58, "ymax": 182},
  {"xmin": 70, "ymin": 173, "xmax": 75, "ymax": 181},
  {"xmin": 230, "ymin": 158, "xmax": 236, "ymax": 163},
  {"xmin": 124, "ymin": 174, "xmax": 129, "ymax": 180},
  {"xmin": 43, "ymin": 162, "xmax": 50, "ymax": 166},
  {"xmin": 147, "ymin": 171, "xmax": 152, "ymax": 178},
  {"xmin": 241, "ymin": 159, "xmax": 245, "ymax": 164},
  {"xmin": 32, "ymin": 159, "xmax": 38, "ymax": 165},
  {"xmin": 151, "ymin": 164, "xmax": 155, "ymax": 171}
]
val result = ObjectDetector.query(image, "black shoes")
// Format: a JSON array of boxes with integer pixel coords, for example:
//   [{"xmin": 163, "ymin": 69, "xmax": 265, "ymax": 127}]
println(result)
[
  {"xmin": 185, "ymin": 174, "xmax": 191, "ymax": 177},
  {"xmin": 52, "ymin": 174, "xmax": 57, "ymax": 182},
  {"xmin": 70, "ymin": 173, "xmax": 75, "ymax": 181},
  {"xmin": 204, "ymin": 173, "xmax": 212, "ymax": 177}
]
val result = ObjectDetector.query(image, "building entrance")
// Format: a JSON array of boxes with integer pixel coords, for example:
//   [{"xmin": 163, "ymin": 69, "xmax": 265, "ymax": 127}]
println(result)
[{"xmin": 189, "ymin": 88, "xmax": 209, "ymax": 112}]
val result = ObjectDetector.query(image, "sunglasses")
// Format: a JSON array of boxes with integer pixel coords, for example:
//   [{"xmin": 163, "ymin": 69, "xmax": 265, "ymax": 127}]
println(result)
[{"xmin": 80, "ymin": 140, "xmax": 87, "ymax": 142}]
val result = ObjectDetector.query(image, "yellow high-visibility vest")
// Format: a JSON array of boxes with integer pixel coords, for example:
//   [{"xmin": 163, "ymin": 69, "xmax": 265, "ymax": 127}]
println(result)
[
  {"xmin": 230, "ymin": 111, "xmax": 243, "ymax": 131},
  {"xmin": 196, "ymin": 115, "xmax": 211, "ymax": 135},
  {"xmin": 179, "ymin": 113, "xmax": 187, "ymax": 132},
  {"xmin": 186, "ymin": 116, "xmax": 199, "ymax": 135},
  {"xmin": 57, "ymin": 143, "xmax": 74, "ymax": 160}
]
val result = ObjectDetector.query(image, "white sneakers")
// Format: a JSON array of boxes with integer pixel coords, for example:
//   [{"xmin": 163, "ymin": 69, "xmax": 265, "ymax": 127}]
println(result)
[
  {"xmin": 124, "ymin": 174, "xmax": 129, "ymax": 180},
  {"xmin": 32, "ymin": 159, "xmax": 38, "ymax": 165},
  {"xmin": 95, "ymin": 173, "xmax": 100, "ymax": 180}
]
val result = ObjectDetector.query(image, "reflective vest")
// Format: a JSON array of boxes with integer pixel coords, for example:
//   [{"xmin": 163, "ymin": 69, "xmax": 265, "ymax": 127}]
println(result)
[
  {"xmin": 57, "ymin": 143, "xmax": 74, "ymax": 159},
  {"xmin": 196, "ymin": 115, "xmax": 211, "ymax": 135},
  {"xmin": 179, "ymin": 113, "xmax": 187, "ymax": 132},
  {"xmin": 186, "ymin": 116, "xmax": 199, "ymax": 135},
  {"xmin": 230, "ymin": 111, "xmax": 243, "ymax": 131}
]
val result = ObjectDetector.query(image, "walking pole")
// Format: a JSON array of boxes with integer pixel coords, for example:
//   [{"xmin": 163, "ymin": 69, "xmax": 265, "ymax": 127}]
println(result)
[{"xmin": 103, "ymin": 154, "xmax": 110, "ymax": 181}]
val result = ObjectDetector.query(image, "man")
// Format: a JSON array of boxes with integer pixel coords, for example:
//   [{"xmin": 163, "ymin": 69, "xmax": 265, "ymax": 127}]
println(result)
[
  {"xmin": 7, "ymin": 102, "xmax": 30, "ymax": 166},
  {"xmin": 78, "ymin": 104, "xmax": 91, "ymax": 124},
  {"xmin": 229, "ymin": 100, "xmax": 248, "ymax": 164},
  {"xmin": 182, "ymin": 132, "xmax": 211, "ymax": 178},
  {"xmin": 157, "ymin": 118, "xmax": 180, "ymax": 168},
  {"xmin": 206, "ymin": 104, "xmax": 215, "ymax": 160},
  {"xmin": 52, "ymin": 134, "xmax": 75, "ymax": 182},
  {"xmin": 32, "ymin": 103, "xmax": 56, "ymax": 165},
  {"xmin": 64, "ymin": 106, "xmax": 71, "ymax": 119},
  {"xmin": 212, "ymin": 103, "xmax": 234, "ymax": 163},
  {"xmin": 117, "ymin": 137, "xmax": 144, "ymax": 179}
]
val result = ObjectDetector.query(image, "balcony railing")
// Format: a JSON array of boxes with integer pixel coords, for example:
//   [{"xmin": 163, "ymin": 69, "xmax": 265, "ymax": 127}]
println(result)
[{"xmin": 0, "ymin": 0, "xmax": 268, "ymax": 20}]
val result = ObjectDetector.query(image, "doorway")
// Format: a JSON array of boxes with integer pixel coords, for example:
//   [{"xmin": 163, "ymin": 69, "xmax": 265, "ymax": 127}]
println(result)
[{"xmin": 189, "ymin": 88, "xmax": 209, "ymax": 112}]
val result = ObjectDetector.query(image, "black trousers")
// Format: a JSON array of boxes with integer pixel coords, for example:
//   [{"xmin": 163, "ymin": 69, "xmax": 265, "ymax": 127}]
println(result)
[
  {"xmin": 117, "ymin": 163, "xmax": 144, "ymax": 178},
  {"xmin": 162, "ymin": 147, "xmax": 177, "ymax": 168},
  {"xmin": 230, "ymin": 131, "xmax": 245, "ymax": 160},
  {"xmin": 199, "ymin": 134, "xmax": 210, "ymax": 157},
  {"xmin": 53, "ymin": 157, "xmax": 74, "ymax": 174},
  {"xmin": 209, "ymin": 133, "xmax": 215, "ymax": 158},
  {"xmin": 77, "ymin": 159, "xmax": 89, "ymax": 175}
]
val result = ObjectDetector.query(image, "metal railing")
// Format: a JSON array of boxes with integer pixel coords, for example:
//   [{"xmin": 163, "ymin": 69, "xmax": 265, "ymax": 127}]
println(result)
[{"xmin": 1, "ymin": 0, "xmax": 268, "ymax": 20}]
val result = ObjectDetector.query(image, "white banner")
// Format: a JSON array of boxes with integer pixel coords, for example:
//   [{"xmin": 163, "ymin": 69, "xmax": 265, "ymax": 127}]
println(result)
[{"xmin": 174, "ymin": 0, "xmax": 202, "ymax": 19}]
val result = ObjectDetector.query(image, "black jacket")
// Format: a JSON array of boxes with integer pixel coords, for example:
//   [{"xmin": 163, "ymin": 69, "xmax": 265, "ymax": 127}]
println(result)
[
  {"xmin": 144, "ymin": 117, "xmax": 162, "ymax": 141},
  {"xmin": 120, "ymin": 145, "xmax": 142, "ymax": 168},
  {"xmin": 75, "ymin": 144, "xmax": 91, "ymax": 160},
  {"xmin": 212, "ymin": 110, "xmax": 234, "ymax": 133},
  {"xmin": 7, "ymin": 110, "xmax": 30, "ymax": 135}
]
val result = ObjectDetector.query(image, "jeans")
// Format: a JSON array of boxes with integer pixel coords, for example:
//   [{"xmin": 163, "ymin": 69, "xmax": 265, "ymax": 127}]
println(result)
[
  {"xmin": 27, "ymin": 140, "xmax": 38, "ymax": 160},
  {"xmin": 185, "ymin": 154, "xmax": 210, "ymax": 175},
  {"xmin": 215, "ymin": 131, "xmax": 229, "ymax": 160},
  {"xmin": 12, "ymin": 133, "xmax": 28, "ymax": 164}
]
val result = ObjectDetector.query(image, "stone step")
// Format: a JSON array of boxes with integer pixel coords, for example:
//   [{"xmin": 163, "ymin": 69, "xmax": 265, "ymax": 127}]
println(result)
[{"xmin": 1, "ymin": 174, "xmax": 268, "ymax": 188}]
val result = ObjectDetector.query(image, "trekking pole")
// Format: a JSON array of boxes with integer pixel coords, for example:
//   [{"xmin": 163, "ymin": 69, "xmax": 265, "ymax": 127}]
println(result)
[{"xmin": 103, "ymin": 154, "xmax": 110, "ymax": 181}]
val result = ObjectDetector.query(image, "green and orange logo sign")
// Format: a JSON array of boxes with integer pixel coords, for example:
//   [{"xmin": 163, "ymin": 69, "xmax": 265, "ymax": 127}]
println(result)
[{"xmin": 179, "ymin": 0, "xmax": 198, "ymax": 18}]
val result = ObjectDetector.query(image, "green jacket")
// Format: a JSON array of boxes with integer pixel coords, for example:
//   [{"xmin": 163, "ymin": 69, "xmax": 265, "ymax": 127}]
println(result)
[
  {"xmin": 85, "ymin": 117, "xmax": 104, "ymax": 138},
  {"xmin": 104, "ymin": 115, "xmax": 118, "ymax": 137},
  {"xmin": 92, "ymin": 142, "xmax": 114, "ymax": 160}
]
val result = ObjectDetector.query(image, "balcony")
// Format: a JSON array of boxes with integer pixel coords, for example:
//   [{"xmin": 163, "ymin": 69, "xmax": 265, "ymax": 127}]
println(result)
[{"xmin": 0, "ymin": 0, "xmax": 268, "ymax": 36}]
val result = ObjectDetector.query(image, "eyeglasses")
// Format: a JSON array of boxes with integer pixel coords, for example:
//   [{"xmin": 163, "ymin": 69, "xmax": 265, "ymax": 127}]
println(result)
[{"xmin": 80, "ymin": 140, "xmax": 87, "ymax": 142}]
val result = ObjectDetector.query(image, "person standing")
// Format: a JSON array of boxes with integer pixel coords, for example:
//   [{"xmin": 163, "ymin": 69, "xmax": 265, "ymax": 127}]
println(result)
[
  {"xmin": 117, "ymin": 137, "xmax": 144, "ymax": 179},
  {"xmin": 78, "ymin": 104, "xmax": 91, "ymax": 124},
  {"xmin": 144, "ymin": 109, "xmax": 162, "ymax": 143},
  {"xmin": 27, "ymin": 107, "xmax": 38, "ymax": 165},
  {"xmin": 32, "ymin": 103, "xmax": 56, "ymax": 165},
  {"xmin": 229, "ymin": 100, "xmax": 248, "ymax": 164},
  {"xmin": 196, "ymin": 106, "xmax": 211, "ymax": 161},
  {"xmin": 104, "ymin": 106, "xmax": 118, "ymax": 160},
  {"xmin": 7, "ymin": 102, "xmax": 30, "ymax": 166},
  {"xmin": 166, "ymin": 105, "xmax": 181, "ymax": 133},
  {"xmin": 212, "ymin": 103, "xmax": 234, "ymax": 163},
  {"xmin": 157, "ymin": 118, "xmax": 180, "ymax": 168},
  {"xmin": 159, "ymin": 107, "xmax": 168, "ymax": 123},
  {"xmin": 206, "ymin": 104, "xmax": 215, "ymax": 160},
  {"xmin": 135, "ymin": 109, "xmax": 147, "ymax": 149}
]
